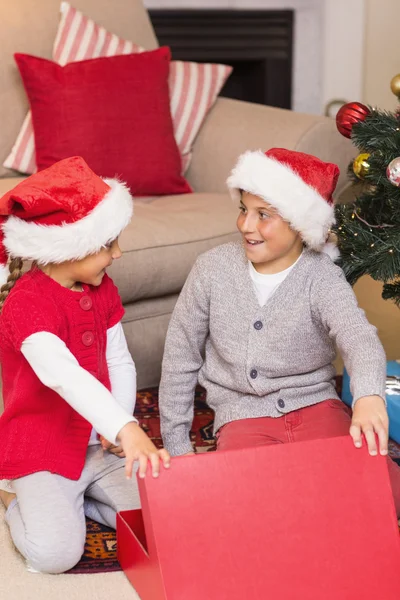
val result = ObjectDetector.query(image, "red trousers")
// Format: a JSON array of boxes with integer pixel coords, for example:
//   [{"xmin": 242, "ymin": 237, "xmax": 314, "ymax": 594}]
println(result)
[{"xmin": 216, "ymin": 399, "xmax": 400, "ymax": 517}]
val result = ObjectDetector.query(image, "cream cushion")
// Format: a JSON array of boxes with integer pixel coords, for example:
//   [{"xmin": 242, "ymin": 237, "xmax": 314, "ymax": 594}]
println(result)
[{"xmin": 110, "ymin": 193, "xmax": 240, "ymax": 304}]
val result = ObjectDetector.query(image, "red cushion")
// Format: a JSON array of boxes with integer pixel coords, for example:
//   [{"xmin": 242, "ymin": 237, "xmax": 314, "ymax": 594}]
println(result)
[{"xmin": 14, "ymin": 49, "xmax": 192, "ymax": 197}]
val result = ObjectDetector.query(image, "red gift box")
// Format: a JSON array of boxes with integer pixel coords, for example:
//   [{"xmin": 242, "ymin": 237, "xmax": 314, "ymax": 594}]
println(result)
[{"xmin": 117, "ymin": 436, "xmax": 400, "ymax": 600}]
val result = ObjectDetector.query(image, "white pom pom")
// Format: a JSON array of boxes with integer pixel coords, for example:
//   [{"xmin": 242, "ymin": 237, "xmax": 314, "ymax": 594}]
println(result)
[{"xmin": 321, "ymin": 242, "xmax": 340, "ymax": 262}]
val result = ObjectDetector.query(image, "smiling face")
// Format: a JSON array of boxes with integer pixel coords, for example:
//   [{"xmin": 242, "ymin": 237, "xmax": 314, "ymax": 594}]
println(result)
[
  {"xmin": 236, "ymin": 192, "xmax": 304, "ymax": 274},
  {"xmin": 38, "ymin": 238, "xmax": 122, "ymax": 289},
  {"xmin": 70, "ymin": 238, "xmax": 122, "ymax": 286}
]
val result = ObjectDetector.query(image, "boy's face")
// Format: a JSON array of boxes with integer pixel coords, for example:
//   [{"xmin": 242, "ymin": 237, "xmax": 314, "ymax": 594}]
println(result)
[
  {"xmin": 236, "ymin": 192, "xmax": 303, "ymax": 274},
  {"xmin": 71, "ymin": 238, "xmax": 122, "ymax": 286}
]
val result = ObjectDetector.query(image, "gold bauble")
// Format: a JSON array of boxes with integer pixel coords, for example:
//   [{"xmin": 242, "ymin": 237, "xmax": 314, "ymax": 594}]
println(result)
[
  {"xmin": 353, "ymin": 153, "xmax": 370, "ymax": 179},
  {"xmin": 390, "ymin": 74, "xmax": 400, "ymax": 97}
]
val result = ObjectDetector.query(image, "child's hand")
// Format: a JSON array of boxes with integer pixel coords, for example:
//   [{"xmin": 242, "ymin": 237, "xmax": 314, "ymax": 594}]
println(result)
[
  {"xmin": 99, "ymin": 436, "xmax": 125, "ymax": 457},
  {"xmin": 117, "ymin": 422, "xmax": 171, "ymax": 479},
  {"xmin": 350, "ymin": 395, "xmax": 389, "ymax": 456}
]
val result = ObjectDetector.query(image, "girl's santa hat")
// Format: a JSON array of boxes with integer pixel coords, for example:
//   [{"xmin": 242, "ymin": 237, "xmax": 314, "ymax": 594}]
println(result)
[
  {"xmin": 0, "ymin": 156, "xmax": 133, "ymax": 287},
  {"xmin": 227, "ymin": 148, "xmax": 340, "ymax": 259}
]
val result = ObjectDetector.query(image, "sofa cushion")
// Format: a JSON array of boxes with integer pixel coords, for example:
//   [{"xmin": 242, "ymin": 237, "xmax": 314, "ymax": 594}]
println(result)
[
  {"xmin": 0, "ymin": 181, "xmax": 240, "ymax": 303},
  {"xmin": 0, "ymin": 0, "xmax": 158, "ymax": 178},
  {"xmin": 0, "ymin": 182, "xmax": 239, "ymax": 304},
  {"xmin": 109, "ymin": 192, "xmax": 240, "ymax": 304},
  {"xmin": 4, "ymin": 1, "xmax": 232, "ymax": 177},
  {"xmin": 14, "ymin": 50, "xmax": 192, "ymax": 196}
]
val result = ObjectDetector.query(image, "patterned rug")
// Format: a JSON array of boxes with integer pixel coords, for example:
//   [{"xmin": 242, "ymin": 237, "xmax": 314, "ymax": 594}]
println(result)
[{"xmin": 68, "ymin": 382, "xmax": 400, "ymax": 574}]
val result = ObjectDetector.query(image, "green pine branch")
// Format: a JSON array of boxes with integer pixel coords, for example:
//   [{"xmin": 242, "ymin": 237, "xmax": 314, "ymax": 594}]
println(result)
[{"xmin": 382, "ymin": 280, "xmax": 400, "ymax": 306}]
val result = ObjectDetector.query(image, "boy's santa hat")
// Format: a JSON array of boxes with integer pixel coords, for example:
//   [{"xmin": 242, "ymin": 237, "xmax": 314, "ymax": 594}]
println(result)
[
  {"xmin": 227, "ymin": 148, "xmax": 340, "ymax": 259},
  {"xmin": 0, "ymin": 156, "xmax": 133, "ymax": 287}
]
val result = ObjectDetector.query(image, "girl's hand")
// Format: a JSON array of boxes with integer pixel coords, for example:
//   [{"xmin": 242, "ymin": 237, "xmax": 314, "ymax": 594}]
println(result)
[
  {"xmin": 117, "ymin": 422, "xmax": 171, "ymax": 479},
  {"xmin": 99, "ymin": 436, "xmax": 125, "ymax": 457},
  {"xmin": 350, "ymin": 395, "xmax": 389, "ymax": 456}
]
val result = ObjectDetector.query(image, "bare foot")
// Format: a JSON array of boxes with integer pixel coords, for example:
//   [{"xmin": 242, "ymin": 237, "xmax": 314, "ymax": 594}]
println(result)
[{"xmin": 0, "ymin": 489, "xmax": 16, "ymax": 509}]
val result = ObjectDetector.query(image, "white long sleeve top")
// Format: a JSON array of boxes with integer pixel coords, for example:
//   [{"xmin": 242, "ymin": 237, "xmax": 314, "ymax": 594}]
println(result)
[{"xmin": 21, "ymin": 322, "xmax": 137, "ymax": 446}]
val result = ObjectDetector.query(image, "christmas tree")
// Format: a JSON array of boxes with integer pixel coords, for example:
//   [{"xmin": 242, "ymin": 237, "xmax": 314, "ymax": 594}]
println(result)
[{"xmin": 334, "ymin": 76, "xmax": 400, "ymax": 307}]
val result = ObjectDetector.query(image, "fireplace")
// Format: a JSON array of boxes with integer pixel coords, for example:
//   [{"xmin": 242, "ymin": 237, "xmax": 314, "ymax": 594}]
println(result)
[{"xmin": 148, "ymin": 10, "xmax": 293, "ymax": 109}]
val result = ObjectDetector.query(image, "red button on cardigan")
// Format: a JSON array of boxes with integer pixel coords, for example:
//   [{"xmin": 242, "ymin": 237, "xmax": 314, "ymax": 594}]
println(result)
[
  {"xmin": 80, "ymin": 296, "xmax": 93, "ymax": 310},
  {"xmin": 82, "ymin": 331, "xmax": 94, "ymax": 346}
]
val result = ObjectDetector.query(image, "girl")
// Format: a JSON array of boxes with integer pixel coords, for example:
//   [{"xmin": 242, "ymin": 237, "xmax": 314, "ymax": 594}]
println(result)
[
  {"xmin": 159, "ymin": 147, "xmax": 400, "ymax": 514},
  {"xmin": 0, "ymin": 156, "xmax": 170, "ymax": 574}
]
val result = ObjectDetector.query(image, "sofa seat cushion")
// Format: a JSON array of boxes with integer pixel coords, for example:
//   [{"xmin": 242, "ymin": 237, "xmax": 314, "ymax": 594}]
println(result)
[
  {"xmin": 109, "ymin": 192, "xmax": 240, "ymax": 304},
  {"xmin": 0, "ymin": 182, "xmax": 240, "ymax": 303}
]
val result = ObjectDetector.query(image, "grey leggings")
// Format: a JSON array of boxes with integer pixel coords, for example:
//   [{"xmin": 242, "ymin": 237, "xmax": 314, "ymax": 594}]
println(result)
[{"xmin": 5, "ymin": 445, "xmax": 140, "ymax": 574}]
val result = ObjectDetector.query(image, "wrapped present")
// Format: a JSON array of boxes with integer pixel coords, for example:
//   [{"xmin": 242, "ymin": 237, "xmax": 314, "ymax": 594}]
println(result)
[
  {"xmin": 342, "ymin": 360, "xmax": 400, "ymax": 443},
  {"xmin": 117, "ymin": 436, "xmax": 400, "ymax": 600}
]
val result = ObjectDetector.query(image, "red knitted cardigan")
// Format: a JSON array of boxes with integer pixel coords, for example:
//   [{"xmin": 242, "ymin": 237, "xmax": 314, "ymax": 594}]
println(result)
[{"xmin": 0, "ymin": 268, "xmax": 124, "ymax": 480}]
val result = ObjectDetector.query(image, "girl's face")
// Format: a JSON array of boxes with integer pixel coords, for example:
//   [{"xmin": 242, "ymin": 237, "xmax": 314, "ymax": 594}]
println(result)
[
  {"xmin": 236, "ymin": 192, "xmax": 303, "ymax": 274},
  {"xmin": 71, "ymin": 239, "xmax": 122, "ymax": 286}
]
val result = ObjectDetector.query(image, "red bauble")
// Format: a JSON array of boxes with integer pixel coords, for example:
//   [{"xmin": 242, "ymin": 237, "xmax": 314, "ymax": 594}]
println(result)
[{"xmin": 336, "ymin": 102, "xmax": 370, "ymax": 138}]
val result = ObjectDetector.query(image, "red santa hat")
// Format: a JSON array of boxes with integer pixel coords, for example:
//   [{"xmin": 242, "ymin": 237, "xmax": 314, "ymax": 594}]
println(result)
[
  {"xmin": 0, "ymin": 156, "xmax": 133, "ymax": 287},
  {"xmin": 227, "ymin": 148, "xmax": 340, "ymax": 259}
]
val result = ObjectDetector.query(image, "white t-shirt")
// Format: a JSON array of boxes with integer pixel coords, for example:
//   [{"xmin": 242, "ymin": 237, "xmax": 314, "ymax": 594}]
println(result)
[{"xmin": 249, "ymin": 253, "xmax": 303, "ymax": 307}]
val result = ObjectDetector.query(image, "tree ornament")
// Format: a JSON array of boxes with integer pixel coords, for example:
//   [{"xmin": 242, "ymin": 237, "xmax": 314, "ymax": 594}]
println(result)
[
  {"xmin": 336, "ymin": 102, "xmax": 370, "ymax": 138},
  {"xmin": 386, "ymin": 157, "xmax": 400, "ymax": 186},
  {"xmin": 353, "ymin": 153, "xmax": 370, "ymax": 178},
  {"xmin": 390, "ymin": 74, "xmax": 400, "ymax": 98}
]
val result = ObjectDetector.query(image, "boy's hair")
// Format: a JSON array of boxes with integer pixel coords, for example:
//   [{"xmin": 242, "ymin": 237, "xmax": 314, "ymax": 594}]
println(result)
[{"xmin": 0, "ymin": 258, "xmax": 23, "ymax": 312}]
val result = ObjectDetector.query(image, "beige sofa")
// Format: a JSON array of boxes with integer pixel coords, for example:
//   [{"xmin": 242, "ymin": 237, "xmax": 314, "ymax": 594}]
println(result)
[{"xmin": 1, "ymin": 0, "xmax": 398, "ymax": 397}]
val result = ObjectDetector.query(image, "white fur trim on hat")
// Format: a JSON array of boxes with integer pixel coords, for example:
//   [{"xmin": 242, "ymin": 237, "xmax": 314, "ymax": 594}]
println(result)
[
  {"xmin": 227, "ymin": 150, "xmax": 335, "ymax": 250},
  {"xmin": 2, "ymin": 179, "xmax": 133, "ymax": 264},
  {"xmin": 0, "ymin": 263, "xmax": 10, "ymax": 288}
]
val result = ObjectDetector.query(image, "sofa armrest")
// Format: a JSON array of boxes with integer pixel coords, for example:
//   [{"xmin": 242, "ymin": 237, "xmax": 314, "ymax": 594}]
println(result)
[
  {"xmin": 0, "ymin": 176, "xmax": 26, "ymax": 196},
  {"xmin": 186, "ymin": 97, "xmax": 356, "ymax": 200}
]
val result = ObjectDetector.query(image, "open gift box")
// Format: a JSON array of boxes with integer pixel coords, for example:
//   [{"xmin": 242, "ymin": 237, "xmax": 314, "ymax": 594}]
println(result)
[{"xmin": 117, "ymin": 435, "xmax": 400, "ymax": 600}]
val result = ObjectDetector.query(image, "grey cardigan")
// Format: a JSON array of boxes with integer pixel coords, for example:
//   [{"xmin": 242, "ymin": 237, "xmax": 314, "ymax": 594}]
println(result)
[{"xmin": 159, "ymin": 242, "xmax": 386, "ymax": 456}]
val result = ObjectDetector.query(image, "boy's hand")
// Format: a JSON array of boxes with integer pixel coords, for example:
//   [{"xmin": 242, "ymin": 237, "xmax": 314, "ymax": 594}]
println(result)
[
  {"xmin": 117, "ymin": 422, "xmax": 171, "ymax": 479},
  {"xmin": 350, "ymin": 395, "xmax": 389, "ymax": 456}
]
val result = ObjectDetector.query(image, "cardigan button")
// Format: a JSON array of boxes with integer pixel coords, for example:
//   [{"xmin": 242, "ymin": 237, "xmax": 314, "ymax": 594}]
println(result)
[
  {"xmin": 250, "ymin": 369, "xmax": 258, "ymax": 379},
  {"xmin": 82, "ymin": 331, "xmax": 95, "ymax": 346},
  {"xmin": 80, "ymin": 296, "xmax": 92, "ymax": 311},
  {"xmin": 254, "ymin": 321, "xmax": 263, "ymax": 330},
  {"xmin": 278, "ymin": 398, "xmax": 285, "ymax": 409}
]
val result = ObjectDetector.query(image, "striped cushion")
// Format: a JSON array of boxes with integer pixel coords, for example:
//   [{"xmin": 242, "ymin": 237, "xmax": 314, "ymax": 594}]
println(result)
[{"xmin": 4, "ymin": 1, "xmax": 232, "ymax": 176}]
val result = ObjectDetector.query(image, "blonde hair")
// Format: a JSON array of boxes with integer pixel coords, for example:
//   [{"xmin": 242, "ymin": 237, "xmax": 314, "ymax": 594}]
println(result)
[{"xmin": 0, "ymin": 258, "xmax": 24, "ymax": 313}]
